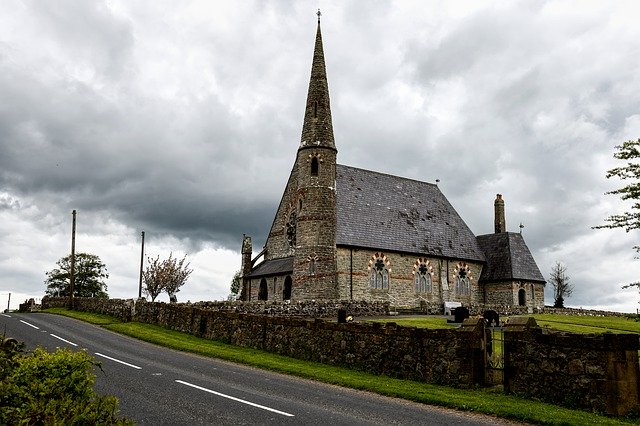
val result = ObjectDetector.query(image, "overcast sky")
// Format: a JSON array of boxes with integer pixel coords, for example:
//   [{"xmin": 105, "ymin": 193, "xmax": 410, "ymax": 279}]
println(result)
[{"xmin": 1, "ymin": 0, "xmax": 639, "ymax": 312}]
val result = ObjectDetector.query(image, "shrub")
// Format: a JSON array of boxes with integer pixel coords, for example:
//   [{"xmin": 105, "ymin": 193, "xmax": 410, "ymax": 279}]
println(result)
[{"xmin": 0, "ymin": 342, "xmax": 132, "ymax": 425}]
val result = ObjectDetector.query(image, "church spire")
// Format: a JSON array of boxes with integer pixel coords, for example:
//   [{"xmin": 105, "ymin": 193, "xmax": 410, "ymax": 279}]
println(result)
[{"xmin": 299, "ymin": 10, "xmax": 336, "ymax": 151}]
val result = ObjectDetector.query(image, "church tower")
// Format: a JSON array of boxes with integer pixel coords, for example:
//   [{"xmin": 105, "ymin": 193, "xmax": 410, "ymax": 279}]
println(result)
[{"xmin": 292, "ymin": 11, "xmax": 338, "ymax": 299}]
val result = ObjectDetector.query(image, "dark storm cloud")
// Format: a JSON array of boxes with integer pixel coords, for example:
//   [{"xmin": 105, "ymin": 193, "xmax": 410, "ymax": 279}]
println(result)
[{"xmin": 1, "ymin": 1, "xmax": 639, "ymax": 310}]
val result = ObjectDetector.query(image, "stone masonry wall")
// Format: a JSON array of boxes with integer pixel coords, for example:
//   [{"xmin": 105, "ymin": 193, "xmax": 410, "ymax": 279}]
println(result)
[
  {"xmin": 41, "ymin": 296, "xmax": 640, "ymax": 415},
  {"xmin": 336, "ymin": 247, "xmax": 484, "ymax": 308},
  {"xmin": 42, "ymin": 296, "xmax": 484, "ymax": 388},
  {"xmin": 503, "ymin": 317, "xmax": 640, "ymax": 416}
]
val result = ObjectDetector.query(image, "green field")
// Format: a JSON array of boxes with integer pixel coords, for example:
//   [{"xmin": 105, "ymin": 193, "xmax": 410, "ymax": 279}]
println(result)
[{"xmin": 38, "ymin": 308, "xmax": 640, "ymax": 425}]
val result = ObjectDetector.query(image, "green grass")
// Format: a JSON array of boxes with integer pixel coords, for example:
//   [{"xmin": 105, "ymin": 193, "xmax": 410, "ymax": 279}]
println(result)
[
  {"xmin": 368, "ymin": 316, "xmax": 455, "ymax": 329},
  {"xmin": 368, "ymin": 313, "xmax": 640, "ymax": 335},
  {"xmin": 39, "ymin": 308, "xmax": 638, "ymax": 425},
  {"xmin": 527, "ymin": 314, "xmax": 640, "ymax": 334}
]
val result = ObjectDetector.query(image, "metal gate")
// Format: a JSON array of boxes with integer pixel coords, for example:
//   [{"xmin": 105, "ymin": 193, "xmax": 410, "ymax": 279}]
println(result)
[{"xmin": 485, "ymin": 326, "xmax": 504, "ymax": 386}]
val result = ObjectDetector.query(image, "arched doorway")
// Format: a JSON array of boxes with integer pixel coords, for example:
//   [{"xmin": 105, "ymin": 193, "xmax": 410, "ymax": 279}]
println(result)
[
  {"xmin": 283, "ymin": 276, "xmax": 292, "ymax": 300},
  {"xmin": 258, "ymin": 278, "xmax": 268, "ymax": 301},
  {"xmin": 518, "ymin": 288, "xmax": 526, "ymax": 306}
]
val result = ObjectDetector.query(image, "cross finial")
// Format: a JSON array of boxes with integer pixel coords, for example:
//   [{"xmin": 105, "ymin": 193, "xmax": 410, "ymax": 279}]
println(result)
[{"xmin": 317, "ymin": 9, "xmax": 321, "ymax": 23}]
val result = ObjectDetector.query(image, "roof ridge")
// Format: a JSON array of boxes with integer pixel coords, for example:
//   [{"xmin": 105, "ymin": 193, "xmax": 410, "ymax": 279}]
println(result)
[{"xmin": 337, "ymin": 163, "xmax": 439, "ymax": 188}]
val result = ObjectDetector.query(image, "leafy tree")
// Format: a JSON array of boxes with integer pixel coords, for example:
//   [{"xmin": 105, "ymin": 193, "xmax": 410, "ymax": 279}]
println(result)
[
  {"xmin": 0, "ymin": 343, "xmax": 132, "ymax": 425},
  {"xmin": 228, "ymin": 270, "xmax": 241, "ymax": 301},
  {"xmin": 549, "ymin": 261, "xmax": 573, "ymax": 308},
  {"xmin": 595, "ymin": 138, "xmax": 640, "ymax": 235},
  {"xmin": 142, "ymin": 253, "xmax": 192, "ymax": 301},
  {"xmin": 44, "ymin": 253, "xmax": 109, "ymax": 298},
  {"xmin": 595, "ymin": 138, "xmax": 640, "ymax": 292}
]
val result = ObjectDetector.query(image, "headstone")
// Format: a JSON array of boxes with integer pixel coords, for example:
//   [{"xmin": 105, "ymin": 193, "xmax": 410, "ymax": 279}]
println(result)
[
  {"xmin": 453, "ymin": 306, "xmax": 469, "ymax": 323},
  {"xmin": 337, "ymin": 308, "xmax": 347, "ymax": 323},
  {"xmin": 484, "ymin": 309, "xmax": 499, "ymax": 327}
]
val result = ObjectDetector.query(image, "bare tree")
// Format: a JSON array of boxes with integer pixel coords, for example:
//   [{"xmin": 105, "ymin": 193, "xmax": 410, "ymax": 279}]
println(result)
[{"xmin": 549, "ymin": 261, "xmax": 573, "ymax": 308}]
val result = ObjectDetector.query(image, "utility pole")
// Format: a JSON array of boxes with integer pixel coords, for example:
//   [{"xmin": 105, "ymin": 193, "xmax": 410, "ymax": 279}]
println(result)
[
  {"xmin": 69, "ymin": 209, "xmax": 76, "ymax": 309},
  {"xmin": 6, "ymin": 293, "xmax": 10, "ymax": 313},
  {"xmin": 138, "ymin": 231, "xmax": 145, "ymax": 298}
]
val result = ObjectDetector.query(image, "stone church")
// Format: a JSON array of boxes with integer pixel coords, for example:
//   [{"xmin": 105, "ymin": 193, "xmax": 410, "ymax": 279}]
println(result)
[{"xmin": 240, "ymin": 16, "xmax": 545, "ymax": 309}]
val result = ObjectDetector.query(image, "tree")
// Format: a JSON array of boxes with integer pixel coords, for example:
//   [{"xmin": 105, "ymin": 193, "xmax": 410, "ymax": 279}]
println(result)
[
  {"xmin": 595, "ymin": 138, "xmax": 640, "ymax": 292},
  {"xmin": 44, "ymin": 253, "xmax": 108, "ymax": 298},
  {"xmin": 228, "ymin": 270, "xmax": 241, "ymax": 301},
  {"xmin": 142, "ymin": 253, "xmax": 192, "ymax": 301},
  {"xmin": 549, "ymin": 261, "xmax": 573, "ymax": 308},
  {"xmin": 595, "ymin": 138, "xmax": 640, "ymax": 236}
]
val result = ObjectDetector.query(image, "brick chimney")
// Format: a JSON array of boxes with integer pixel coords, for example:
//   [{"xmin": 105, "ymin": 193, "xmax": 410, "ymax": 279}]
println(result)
[{"xmin": 494, "ymin": 194, "xmax": 506, "ymax": 233}]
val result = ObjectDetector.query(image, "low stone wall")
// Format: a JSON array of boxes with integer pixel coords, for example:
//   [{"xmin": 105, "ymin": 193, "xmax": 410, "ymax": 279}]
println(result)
[
  {"xmin": 42, "ymin": 297, "xmax": 389, "ymax": 319},
  {"xmin": 503, "ymin": 317, "xmax": 640, "ymax": 416},
  {"xmin": 42, "ymin": 296, "xmax": 484, "ymax": 387},
  {"xmin": 40, "ymin": 296, "xmax": 640, "ymax": 415},
  {"xmin": 132, "ymin": 300, "xmax": 485, "ymax": 387}
]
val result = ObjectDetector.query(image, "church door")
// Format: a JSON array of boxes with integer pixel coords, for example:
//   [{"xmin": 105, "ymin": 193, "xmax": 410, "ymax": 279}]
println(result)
[{"xmin": 518, "ymin": 288, "xmax": 526, "ymax": 306}]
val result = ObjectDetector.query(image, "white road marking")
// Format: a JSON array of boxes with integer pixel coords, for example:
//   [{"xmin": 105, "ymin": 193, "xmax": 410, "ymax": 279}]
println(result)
[
  {"xmin": 95, "ymin": 353, "xmax": 142, "ymax": 370},
  {"xmin": 19, "ymin": 320, "xmax": 39, "ymax": 329},
  {"xmin": 50, "ymin": 334, "xmax": 78, "ymax": 346},
  {"xmin": 0, "ymin": 313, "xmax": 10, "ymax": 318},
  {"xmin": 175, "ymin": 380, "xmax": 294, "ymax": 417}
]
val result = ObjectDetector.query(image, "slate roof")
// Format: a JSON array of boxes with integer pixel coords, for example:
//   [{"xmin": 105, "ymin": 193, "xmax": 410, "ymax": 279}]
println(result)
[
  {"xmin": 248, "ymin": 256, "xmax": 293, "ymax": 278},
  {"xmin": 476, "ymin": 232, "xmax": 545, "ymax": 283},
  {"xmin": 336, "ymin": 164, "xmax": 486, "ymax": 262}
]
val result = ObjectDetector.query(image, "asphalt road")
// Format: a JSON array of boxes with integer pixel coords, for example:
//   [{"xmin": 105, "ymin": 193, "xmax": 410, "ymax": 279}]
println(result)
[{"xmin": 1, "ymin": 312, "xmax": 518, "ymax": 425}]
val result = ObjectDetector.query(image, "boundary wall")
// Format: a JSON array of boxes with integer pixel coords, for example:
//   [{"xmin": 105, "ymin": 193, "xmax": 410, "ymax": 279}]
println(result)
[{"xmin": 41, "ymin": 297, "xmax": 640, "ymax": 415}]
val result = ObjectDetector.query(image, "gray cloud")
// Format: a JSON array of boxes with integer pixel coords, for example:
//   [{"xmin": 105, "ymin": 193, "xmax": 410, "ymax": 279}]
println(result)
[{"xmin": 1, "ymin": 1, "xmax": 639, "ymax": 310}]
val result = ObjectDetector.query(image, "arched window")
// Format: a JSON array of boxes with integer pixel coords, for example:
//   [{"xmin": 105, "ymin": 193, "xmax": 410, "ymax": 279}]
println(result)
[
  {"xmin": 311, "ymin": 157, "xmax": 319, "ymax": 176},
  {"xmin": 368, "ymin": 253, "xmax": 391, "ymax": 290},
  {"xmin": 308, "ymin": 255, "xmax": 318, "ymax": 274},
  {"xmin": 518, "ymin": 288, "xmax": 526, "ymax": 306},
  {"xmin": 258, "ymin": 278, "xmax": 268, "ymax": 301},
  {"xmin": 283, "ymin": 276, "xmax": 292, "ymax": 300},
  {"xmin": 414, "ymin": 259, "xmax": 433, "ymax": 293},
  {"xmin": 454, "ymin": 262, "xmax": 471, "ymax": 296}
]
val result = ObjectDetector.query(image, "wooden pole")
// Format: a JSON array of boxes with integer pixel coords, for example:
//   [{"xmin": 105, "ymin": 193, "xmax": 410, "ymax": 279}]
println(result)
[
  {"xmin": 138, "ymin": 231, "xmax": 145, "ymax": 298},
  {"xmin": 69, "ymin": 209, "xmax": 76, "ymax": 309}
]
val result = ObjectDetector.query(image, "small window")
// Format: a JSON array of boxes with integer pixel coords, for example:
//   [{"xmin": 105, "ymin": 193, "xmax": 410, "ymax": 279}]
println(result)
[
  {"xmin": 311, "ymin": 157, "xmax": 319, "ymax": 176},
  {"xmin": 258, "ymin": 278, "xmax": 268, "ymax": 301},
  {"xmin": 283, "ymin": 276, "xmax": 292, "ymax": 300}
]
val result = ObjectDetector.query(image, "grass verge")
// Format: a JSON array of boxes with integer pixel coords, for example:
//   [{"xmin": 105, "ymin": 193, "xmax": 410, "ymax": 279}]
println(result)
[{"xmin": 40, "ymin": 308, "xmax": 637, "ymax": 425}]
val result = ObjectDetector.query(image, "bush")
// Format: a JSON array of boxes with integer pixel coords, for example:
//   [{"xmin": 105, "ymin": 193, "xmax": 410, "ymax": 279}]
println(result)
[{"xmin": 0, "ymin": 341, "xmax": 132, "ymax": 425}]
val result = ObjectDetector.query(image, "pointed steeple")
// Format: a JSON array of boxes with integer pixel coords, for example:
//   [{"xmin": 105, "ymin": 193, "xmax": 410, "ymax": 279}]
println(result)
[{"xmin": 299, "ymin": 10, "xmax": 336, "ymax": 151}]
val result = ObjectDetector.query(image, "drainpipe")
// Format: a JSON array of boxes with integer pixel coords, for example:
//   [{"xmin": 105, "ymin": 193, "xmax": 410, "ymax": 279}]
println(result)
[{"xmin": 350, "ymin": 248, "xmax": 353, "ymax": 300}]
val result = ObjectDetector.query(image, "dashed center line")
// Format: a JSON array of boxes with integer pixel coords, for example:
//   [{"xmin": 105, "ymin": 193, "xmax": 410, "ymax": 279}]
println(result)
[
  {"xmin": 19, "ymin": 320, "xmax": 39, "ymax": 329},
  {"xmin": 50, "ymin": 334, "xmax": 78, "ymax": 346},
  {"xmin": 95, "ymin": 353, "xmax": 142, "ymax": 369},
  {"xmin": 0, "ymin": 313, "xmax": 11, "ymax": 318},
  {"xmin": 176, "ymin": 380, "xmax": 294, "ymax": 417}
]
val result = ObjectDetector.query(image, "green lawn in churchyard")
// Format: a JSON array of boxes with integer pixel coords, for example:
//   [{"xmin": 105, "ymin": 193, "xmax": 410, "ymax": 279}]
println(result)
[
  {"xmin": 38, "ymin": 308, "xmax": 639, "ymax": 425},
  {"xmin": 368, "ymin": 313, "xmax": 640, "ymax": 335}
]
